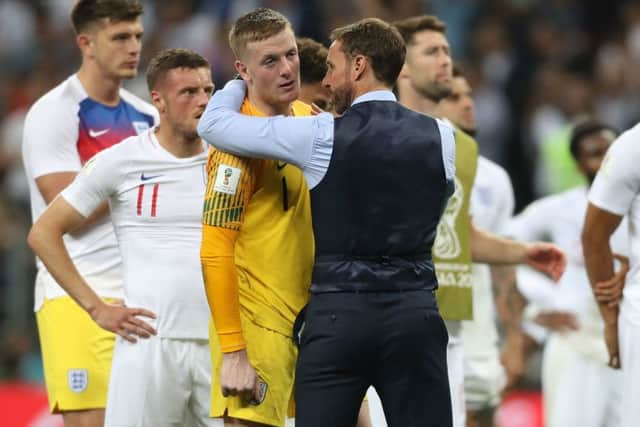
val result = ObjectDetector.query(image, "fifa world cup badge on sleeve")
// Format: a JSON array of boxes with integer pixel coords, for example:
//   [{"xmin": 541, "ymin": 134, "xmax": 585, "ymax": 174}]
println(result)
[{"xmin": 214, "ymin": 164, "xmax": 242, "ymax": 195}]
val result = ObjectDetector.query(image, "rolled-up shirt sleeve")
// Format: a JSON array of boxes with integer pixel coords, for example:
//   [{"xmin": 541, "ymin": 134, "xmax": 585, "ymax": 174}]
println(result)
[{"xmin": 197, "ymin": 79, "xmax": 334, "ymax": 189}]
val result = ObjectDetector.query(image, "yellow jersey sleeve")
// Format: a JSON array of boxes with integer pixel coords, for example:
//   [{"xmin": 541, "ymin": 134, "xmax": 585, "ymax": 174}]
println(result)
[
  {"xmin": 202, "ymin": 149, "xmax": 259, "ymax": 230},
  {"xmin": 201, "ymin": 149, "xmax": 259, "ymax": 352}
]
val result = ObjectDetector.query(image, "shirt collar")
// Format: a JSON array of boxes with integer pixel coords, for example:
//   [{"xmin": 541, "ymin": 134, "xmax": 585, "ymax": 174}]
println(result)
[{"xmin": 351, "ymin": 90, "xmax": 397, "ymax": 106}]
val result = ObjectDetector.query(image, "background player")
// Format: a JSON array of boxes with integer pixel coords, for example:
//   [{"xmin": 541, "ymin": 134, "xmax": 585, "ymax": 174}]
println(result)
[
  {"xmin": 583, "ymin": 118, "xmax": 640, "ymax": 427},
  {"xmin": 438, "ymin": 65, "xmax": 524, "ymax": 427},
  {"xmin": 28, "ymin": 48, "xmax": 218, "ymax": 427},
  {"xmin": 393, "ymin": 15, "xmax": 564, "ymax": 427},
  {"xmin": 21, "ymin": 1, "xmax": 156, "ymax": 425},
  {"xmin": 511, "ymin": 119, "xmax": 625, "ymax": 427},
  {"xmin": 296, "ymin": 37, "xmax": 332, "ymax": 112}
]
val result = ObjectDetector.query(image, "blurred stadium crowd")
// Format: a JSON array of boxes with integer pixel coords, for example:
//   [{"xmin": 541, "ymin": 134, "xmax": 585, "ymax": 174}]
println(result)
[{"xmin": 1, "ymin": 0, "xmax": 640, "ymax": 392}]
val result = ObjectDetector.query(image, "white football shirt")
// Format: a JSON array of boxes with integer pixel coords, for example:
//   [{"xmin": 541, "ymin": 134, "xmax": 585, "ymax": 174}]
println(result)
[
  {"xmin": 462, "ymin": 156, "xmax": 515, "ymax": 356},
  {"xmin": 23, "ymin": 74, "xmax": 158, "ymax": 310},
  {"xmin": 510, "ymin": 186, "xmax": 629, "ymax": 362},
  {"xmin": 589, "ymin": 122, "xmax": 640, "ymax": 323},
  {"xmin": 61, "ymin": 129, "xmax": 209, "ymax": 339}
]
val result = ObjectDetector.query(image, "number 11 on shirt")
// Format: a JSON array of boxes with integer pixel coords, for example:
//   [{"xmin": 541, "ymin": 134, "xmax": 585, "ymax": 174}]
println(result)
[{"xmin": 137, "ymin": 183, "xmax": 160, "ymax": 217}]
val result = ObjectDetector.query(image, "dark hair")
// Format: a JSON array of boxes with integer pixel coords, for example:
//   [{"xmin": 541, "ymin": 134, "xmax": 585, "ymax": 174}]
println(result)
[
  {"xmin": 146, "ymin": 48, "xmax": 210, "ymax": 91},
  {"xmin": 393, "ymin": 15, "xmax": 446, "ymax": 45},
  {"xmin": 229, "ymin": 8, "xmax": 291, "ymax": 59},
  {"xmin": 71, "ymin": 0, "xmax": 143, "ymax": 34},
  {"xmin": 330, "ymin": 18, "xmax": 405, "ymax": 87},
  {"xmin": 569, "ymin": 119, "xmax": 618, "ymax": 160},
  {"xmin": 297, "ymin": 37, "xmax": 328, "ymax": 84}
]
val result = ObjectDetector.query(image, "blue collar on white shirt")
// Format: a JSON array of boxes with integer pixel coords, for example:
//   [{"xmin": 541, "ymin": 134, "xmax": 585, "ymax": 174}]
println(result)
[{"xmin": 351, "ymin": 90, "xmax": 397, "ymax": 106}]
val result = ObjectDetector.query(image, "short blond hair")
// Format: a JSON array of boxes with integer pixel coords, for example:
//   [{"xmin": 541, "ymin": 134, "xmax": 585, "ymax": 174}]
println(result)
[{"xmin": 228, "ymin": 8, "xmax": 292, "ymax": 59}]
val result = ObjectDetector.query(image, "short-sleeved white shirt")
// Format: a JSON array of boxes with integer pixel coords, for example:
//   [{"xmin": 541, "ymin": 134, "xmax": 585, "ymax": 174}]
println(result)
[
  {"xmin": 61, "ymin": 130, "xmax": 209, "ymax": 339},
  {"xmin": 589, "ymin": 122, "xmax": 640, "ymax": 322},
  {"xmin": 22, "ymin": 74, "xmax": 158, "ymax": 310},
  {"xmin": 510, "ymin": 186, "xmax": 629, "ymax": 362},
  {"xmin": 462, "ymin": 156, "xmax": 515, "ymax": 356}
]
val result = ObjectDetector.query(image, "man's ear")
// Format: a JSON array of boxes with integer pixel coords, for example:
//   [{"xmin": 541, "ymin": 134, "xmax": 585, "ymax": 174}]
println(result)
[
  {"xmin": 150, "ymin": 90, "xmax": 165, "ymax": 113},
  {"xmin": 77, "ymin": 33, "xmax": 93, "ymax": 58},
  {"xmin": 397, "ymin": 61, "xmax": 410, "ymax": 80},
  {"xmin": 352, "ymin": 55, "xmax": 367, "ymax": 81},
  {"xmin": 234, "ymin": 60, "xmax": 250, "ymax": 82}
]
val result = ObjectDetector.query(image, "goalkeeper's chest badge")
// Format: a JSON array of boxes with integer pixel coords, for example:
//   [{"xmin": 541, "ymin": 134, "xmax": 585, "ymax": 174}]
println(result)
[{"xmin": 67, "ymin": 369, "xmax": 88, "ymax": 393}]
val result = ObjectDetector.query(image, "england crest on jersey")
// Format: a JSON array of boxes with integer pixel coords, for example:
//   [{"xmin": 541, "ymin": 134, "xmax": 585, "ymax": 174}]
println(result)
[
  {"xmin": 133, "ymin": 121, "xmax": 150, "ymax": 135},
  {"xmin": 68, "ymin": 369, "xmax": 88, "ymax": 393}
]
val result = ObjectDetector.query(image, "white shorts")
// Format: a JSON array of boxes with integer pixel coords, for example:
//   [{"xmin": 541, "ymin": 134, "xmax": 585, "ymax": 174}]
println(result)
[
  {"xmin": 463, "ymin": 351, "xmax": 505, "ymax": 411},
  {"xmin": 619, "ymin": 311, "xmax": 640, "ymax": 427},
  {"xmin": 446, "ymin": 326, "xmax": 466, "ymax": 427},
  {"xmin": 542, "ymin": 333, "xmax": 622, "ymax": 427},
  {"xmin": 362, "ymin": 387, "xmax": 387, "ymax": 427},
  {"xmin": 105, "ymin": 336, "xmax": 222, "ymax": 427}
]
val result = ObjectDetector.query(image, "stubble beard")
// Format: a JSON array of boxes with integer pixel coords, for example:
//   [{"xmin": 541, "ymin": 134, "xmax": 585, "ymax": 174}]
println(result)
[
  {"xmin": 169, "ymin": 120, "xmax": 200, "ymax": 143},
  {"xmin": 414, "ymin": 80, "xmax": 451, "ymax": 103},
  {"xmin": 331, "ymin": 83, "xmax": 354, "ymax": 115}
]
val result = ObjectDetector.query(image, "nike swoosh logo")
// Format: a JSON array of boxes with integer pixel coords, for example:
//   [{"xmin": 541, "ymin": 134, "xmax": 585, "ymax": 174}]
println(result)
[
  {"xmin": 140, "ymin": 173, "xmax": 162, "ymax": 181},
  {"xmin": 88, "ymin": 128, "xmax": 109, "ymax": 138},
  {"xmin": 277, "ymin": 162, "xmax": 287, "ymax": 171}
]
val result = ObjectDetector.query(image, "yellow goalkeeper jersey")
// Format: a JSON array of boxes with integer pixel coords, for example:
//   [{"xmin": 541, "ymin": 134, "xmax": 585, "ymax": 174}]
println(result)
[{"xmin": 201, "ymin": 99, "xmax": 314, "ymax": 351}]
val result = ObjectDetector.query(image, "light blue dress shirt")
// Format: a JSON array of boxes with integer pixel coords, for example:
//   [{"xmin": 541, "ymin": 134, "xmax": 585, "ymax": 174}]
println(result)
[{"xmin": 197, "ymin": 80, "xmax": 455, "ymax": 189}]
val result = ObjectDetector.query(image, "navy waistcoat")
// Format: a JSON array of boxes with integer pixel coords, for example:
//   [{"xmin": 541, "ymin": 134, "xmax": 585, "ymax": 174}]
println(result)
[{"xmin": 310, "ymin": 100, "xmax": 452, "ymax": 293}]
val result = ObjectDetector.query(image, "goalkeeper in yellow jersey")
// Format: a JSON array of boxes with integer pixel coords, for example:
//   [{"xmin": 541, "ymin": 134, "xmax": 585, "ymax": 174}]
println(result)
[{"xmin": 200, "ymin": 8, "xmax": 313, "ymax": 427}]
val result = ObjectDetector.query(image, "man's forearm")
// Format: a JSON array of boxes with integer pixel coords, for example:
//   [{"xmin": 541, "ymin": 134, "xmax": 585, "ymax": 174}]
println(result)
[
  {"xmin": 27, "ymin": 226, "xmax": 102, "ymax": 314},
  {"xmin": 582, "ymin": 204, "xmax": 624, "ymax": 325},
  {"xmin": 201, "ymin": 254, "xmax": 245, "ymax": 353},
  {"xmin": 583, "ymin": 238, "xmax": 618, "ymax": 324},
  {"xmin": 200, "ymin": 224, "xmax": 245, "ymax": 352},
  {"xmin": 471, "ymin": 224, "xmax": 527, "ymax": 265},
  {"xmin": 197, "ymin": 80, "xmax": 332, "ymax": 173},
  {"xmin": 491, "ymin": 265, "xmax": 525, "ymax": 332},
  {"xmin": 197, "ymin": 80, "xmax": 246, "ymax": 153}
]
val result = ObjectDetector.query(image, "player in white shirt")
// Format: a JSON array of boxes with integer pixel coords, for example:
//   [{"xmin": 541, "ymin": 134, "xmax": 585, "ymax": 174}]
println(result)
[
  {"xmin": 463, "ymin": 157, "xmax": 518, "ymax": 424},
  {"xmin": 511, "ymin": 120, "xmax": 626, "ymax": 427},
  {"xmin": 584, "ymin": 120, "xmax": 640, "ymax": 427},
  {"xmin": 438, "ymin": 67, "xmax": 523, "ymax": 427},
  {"xmin": 21, "ymin": 2, "xmax": 157, "ymax": 426},
  {"xmin": 28, "ymin": 49, "xmax": 220, "ymax": 427}
]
